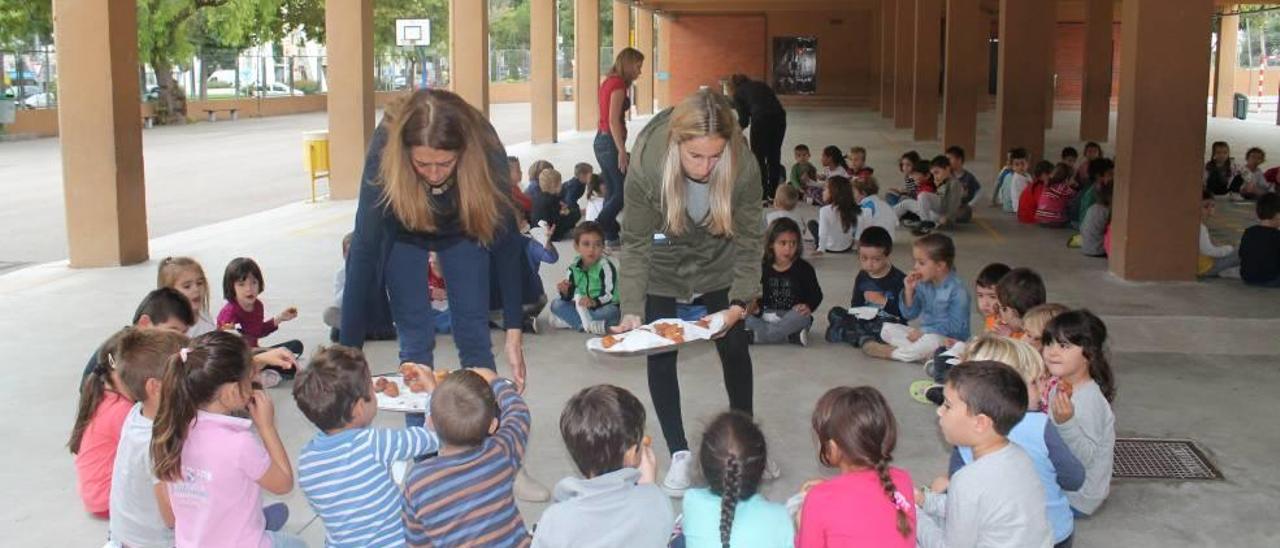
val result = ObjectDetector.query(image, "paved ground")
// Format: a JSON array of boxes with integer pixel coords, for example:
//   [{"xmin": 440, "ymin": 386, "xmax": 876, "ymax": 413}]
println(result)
[
  {"xmin": 0, "ymin": 101, "xmax": 577, "ymax": 267},
  {"xmin": 2, "ymin": 106, "xmax": 1278, "ymax": 546}
]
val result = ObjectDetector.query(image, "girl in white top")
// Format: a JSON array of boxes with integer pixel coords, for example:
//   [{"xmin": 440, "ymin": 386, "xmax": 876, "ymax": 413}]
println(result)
[
  {"xmin": 1239, "ymin": 147, "xmax": 1273, "ymax": 199},
  {"xmin": 1198, "ymin": 191, "xmax": 1240, "ymax": 277},
  {"xmin": 584, "ymin": 173, "xmax": 606, "ymax": 222},
  {"xmin": 808, "ymin": 175, "xmax": 858, "ymax": 253},
  {"xmin": 853, "ymin": 176, "xmax": 899, "ymax": 242},
  {"xmin": 157, "ymin": 257, "xmax": 217, "ymax": 337},
  {"xmin": 817, "ymin": 144, "xmax": 851, "ymax": 182}
]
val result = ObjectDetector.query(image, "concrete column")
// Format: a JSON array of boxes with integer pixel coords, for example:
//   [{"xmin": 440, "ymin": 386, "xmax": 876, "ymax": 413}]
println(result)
[
  {"xmin": 1043, "ymin": 5, "xmax": 1056, "ymax": 129},
  {"xmin": 53, "ymin": 0, "xmax": 147, "ymax": 267},
  {"xmin": 943, "ymin": 0, "xmax": 981, "ymax": 155},
  {"xmin": 1080, "ymin": 0, "xmax": 1115, "ymax": 140},
  {"xmin": 450, "ymin": 0, "xmax": 489, "ymax": 115},
  {"xmin": 613, "ymin": 1, "xmax": 631, "ymax": 52},
  {"xmin": 575, "ymin": 0, "xmax": 601, "ymax": 131},
  {"xmin": 913, "ymin": 0, "xmax": 943, "ymax": 140},
  {"xmin": 531, "ymin": 0, "xmax": 558, "ymax": 144},
  {"xmin": 656, "ymin": 14, "xmax": 671, "ymax": 110},
  {"xmin": 1213, "ymin": 8, "xmax": 1240, "ymax": 118},
  {"xmin": 880, "ymin": 0, "xmax": 898, "ymax": 117},
  {"xmin": 1111, "ymin": 0, "xmax": 1213, "ymax": 281},
  {"xmin": 326, "ymin": 0, "xmax": 375, "ymax": 200},
  {"xmin": 894, "ymin": 0, "xmax": 917, "ymax": 128},
  {"xmin": 995, "ymin": 0, "xmax": 1049, "ymax": 169},
  {"xmin": 635, "ymin": 8, "xmax": 656, "ymax": 114}
]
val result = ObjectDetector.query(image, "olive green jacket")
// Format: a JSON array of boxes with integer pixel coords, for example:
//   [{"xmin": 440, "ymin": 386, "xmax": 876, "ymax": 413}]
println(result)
[{"xmin": 618, "ymin": 108, "xmax": 764, "ymax": 318}]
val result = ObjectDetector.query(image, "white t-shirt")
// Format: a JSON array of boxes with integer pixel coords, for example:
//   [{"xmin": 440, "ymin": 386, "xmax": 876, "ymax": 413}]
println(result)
[
  {"xmin": 819, "ymin": 165, "xmax": 850, "ymax": 182},
  {"xmin": 1006, "ymin": 172, "xmax": 1032, "ymax": 214},
  {"xmin": 764, "ymin": 209, "xmax": 805, "ymax": 233},
  {"xmin": 109, "ymin": 403, "xmax": 172, "ymax": 548},
  {"xmin": 855, "ymin": 195, "xmax": 899, "ymax": 242},
  {"xmin": 816, "ymin": 204, "xmax": 856, "ymax": 252},
  {"xmin": 584, "ymin": 196, "xmax": 605, "ymax": 222}
]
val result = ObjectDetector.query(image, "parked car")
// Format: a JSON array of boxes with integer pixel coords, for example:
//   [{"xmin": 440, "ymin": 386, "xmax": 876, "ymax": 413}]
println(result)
[
  {"xmin": 240, "ymin": 82, "xmax": 305, "ymax": 97},
  {"xmin": 22, "ymin": 92, "xmax": 53, "ymax": 108},
  {"xmin": 4, "ymin": 85, "xmax": 42, "ymax": 99}
]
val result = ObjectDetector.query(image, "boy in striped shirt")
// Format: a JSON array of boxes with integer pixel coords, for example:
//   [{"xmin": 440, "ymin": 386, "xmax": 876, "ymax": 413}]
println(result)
[
  {"xmin": 294, "ymin": 347, "xmax": 442, "ymax": 547},
  {"xmin": 401, "ymin": 367, "xmax": 532, "ymax": 547}
]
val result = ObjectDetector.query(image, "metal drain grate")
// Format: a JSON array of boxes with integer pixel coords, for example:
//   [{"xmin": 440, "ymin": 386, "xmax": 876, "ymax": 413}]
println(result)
[{"xmin": 1114, "ymin": 438, "xmax": 1223, "ymax": 480}]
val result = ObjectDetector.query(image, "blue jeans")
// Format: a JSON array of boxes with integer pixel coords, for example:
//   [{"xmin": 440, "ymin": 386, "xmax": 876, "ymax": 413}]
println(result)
[
  {"xmin": 385, "ymin": 240, "xmax": 495, "ymax": 369},
  {"xmin": 593, "ymin": 132, "xmax": 625, "ymax": 243},
  {"xmin": 550, "ymin": 299, "xmax": 620, "ymax": 330}
]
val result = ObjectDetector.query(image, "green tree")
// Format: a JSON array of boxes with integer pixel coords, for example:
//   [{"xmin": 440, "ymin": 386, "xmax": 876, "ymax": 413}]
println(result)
[{"xmin": 0, "ymin": 0, "xmax": 52, "ymax": 48}]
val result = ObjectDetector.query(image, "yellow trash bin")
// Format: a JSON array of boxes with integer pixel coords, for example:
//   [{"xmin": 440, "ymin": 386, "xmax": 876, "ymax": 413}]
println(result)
[{"xmin": 303, "ymin": 130, "xmax": 330, "ymax": 202}]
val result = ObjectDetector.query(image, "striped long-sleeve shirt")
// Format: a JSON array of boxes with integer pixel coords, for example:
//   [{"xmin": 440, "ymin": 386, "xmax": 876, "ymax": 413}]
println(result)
[
  {"xmin": 402, "ymin": 379, "xmax": 531, "ymax": 547},
  {"xmin": 298, "ymin": 425, "xmax": 441, "ymax": 547}
]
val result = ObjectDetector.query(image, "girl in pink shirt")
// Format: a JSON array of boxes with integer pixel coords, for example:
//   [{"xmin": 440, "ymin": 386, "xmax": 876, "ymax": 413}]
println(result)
[
  {"xmin": 797, "ymin": 386, "xmax": 916, "ymax": 548},
  {"xmin": 70, "ymin": 329, "xmax": 137, "ymax": 517},
  {"xmin": 151, "ymin": 331, "xmax": 304, "ymax": 548}
]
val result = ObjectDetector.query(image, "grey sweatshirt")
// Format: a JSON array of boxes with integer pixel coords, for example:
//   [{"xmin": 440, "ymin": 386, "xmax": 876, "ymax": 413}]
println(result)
[
  {"xmin": 918, "ymin": 443, "xmax": 1052, "ymax": 548},
  {"xmin": 532, "ymin": 467, "xmax": 675, "ymax": 548},
  {"xmin": 1052, "ymin": 380, "xmax": 1115, "ymax": 515}
]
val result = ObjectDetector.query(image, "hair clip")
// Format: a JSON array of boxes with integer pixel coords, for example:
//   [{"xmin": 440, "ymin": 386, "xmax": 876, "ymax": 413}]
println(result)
[
  {"xmin": 893, "ymin": 490, "xmax": 912, "ymax": 512},
  {"xmin": 106, "ymin": 353, "xmax": 117, "ymax": 370},
  {"xmin": 179, "ymin": 348, "xmax": 192, "ymax": 363}
]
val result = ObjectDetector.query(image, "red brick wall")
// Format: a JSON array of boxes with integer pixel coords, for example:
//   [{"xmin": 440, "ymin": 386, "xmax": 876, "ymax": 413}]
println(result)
[
  {"xmin": 1053, "ymin": 22, "xmax": 1122, "ymax": 105},
  {"xmin": 669, "ymin": 15, "xmax": 768, "ymax": 102}
]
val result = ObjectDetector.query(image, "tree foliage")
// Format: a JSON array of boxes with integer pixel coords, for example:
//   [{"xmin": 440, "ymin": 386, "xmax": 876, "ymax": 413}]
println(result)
[{"xmin": 0, "ymin": 0, "xmax": 53, "ymax": 48}]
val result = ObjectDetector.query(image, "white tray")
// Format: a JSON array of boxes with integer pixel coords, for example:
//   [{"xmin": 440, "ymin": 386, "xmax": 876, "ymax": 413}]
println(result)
[
  {"xmin": 374, "ymin": 375, "xmax": 430, "ymax": 413},
  {"xmin": 586, "ymin": 314, "xmax": 726, "ymax": 357}
]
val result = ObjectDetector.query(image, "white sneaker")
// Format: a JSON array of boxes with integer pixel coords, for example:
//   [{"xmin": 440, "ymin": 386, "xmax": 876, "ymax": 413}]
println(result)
[
  {"xmin": 547, "ymin": 314, "xmax": 573, "ymax": 330},
  {"xmin": 764, "ymin": 457, "xmax": 782, "ymax": 481},
  {"xmin": 662, "ymin": 450, "xmax": 693, "ymax": 497},
  {"xmin": 514, "ymin": 467, "xmax": 550, "ymax": 502},
  {"xmin": 586, "ymin": 320, "xmax": 608, "ymax": 336},
  {"xmin": 798, "ymin": 329, "xmax": 809, "ymax": 347}
]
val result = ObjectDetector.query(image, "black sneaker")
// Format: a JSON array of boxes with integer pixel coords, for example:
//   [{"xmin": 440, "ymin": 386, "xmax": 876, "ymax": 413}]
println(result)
[
  {"xmin": 825, "ymin": 324, "xmax": 845, "ymax": 344},
  {"xmin": 925, "ymin": 385, "xmax": 944, "ymax": 406},
  {"xmin": 912, "ymin": 222, "xmax": 936, "ymax": 236}
]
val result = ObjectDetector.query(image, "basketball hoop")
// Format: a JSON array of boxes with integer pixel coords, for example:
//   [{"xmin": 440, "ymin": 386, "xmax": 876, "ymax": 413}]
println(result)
[{"xmin": 396, "ymin": 19, "xmax": 431, "ymax": 48}]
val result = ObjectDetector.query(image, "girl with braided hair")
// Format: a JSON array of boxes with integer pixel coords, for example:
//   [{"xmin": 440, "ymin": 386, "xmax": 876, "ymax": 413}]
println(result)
[
  {"xmin": 797, "ymin": 386, "xmax": 916, "ymax": 547},
  {"xmin": 679, "ymin": 411, "xmax": 792, "ymax": 548}
]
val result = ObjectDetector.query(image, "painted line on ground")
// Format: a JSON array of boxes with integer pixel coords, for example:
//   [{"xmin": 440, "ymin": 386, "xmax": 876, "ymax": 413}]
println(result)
[{"xmin": 973, "ymin": 217, "xmax": 1005, "ymax": 243}]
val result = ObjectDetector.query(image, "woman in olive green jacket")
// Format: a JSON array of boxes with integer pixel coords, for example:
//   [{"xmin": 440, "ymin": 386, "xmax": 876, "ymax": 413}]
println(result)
[{"xmin": 615, "ymin": 89, "xmax": 764, "ymax": 496}]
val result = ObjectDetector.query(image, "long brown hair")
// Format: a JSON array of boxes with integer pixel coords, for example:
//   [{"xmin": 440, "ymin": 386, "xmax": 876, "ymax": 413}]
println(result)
[
  {"xmin": 378, "ymin": 89, "xmax": 513, "ymax": 245},
  {"xmin": 698, "ymin": 411, "xmax": 767, "ymax": 548},
  {"xmin": 660, "ymin": 89, "xmax": 745, "ymax": 237},
  {"xmin": 826, "ymin": 175, "xmax": 858, "ymax": 232},
  {"xmin": 812, "ymin": 386, "xmax": 912, "ymax": 538},
  {"xmin": 69, "ymin": 327, "xmax": 133, "ymax": 454},
  {"xmin": 608, "ymin": 47, "xmax": 645, "ymax": 83},
  {"xmin": 151, "ymin": 331, "xmax": 254, "ymax": 482}
]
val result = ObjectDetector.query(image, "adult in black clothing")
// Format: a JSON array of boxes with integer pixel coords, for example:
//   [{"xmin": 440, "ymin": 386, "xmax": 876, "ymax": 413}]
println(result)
[{"xmin": 729, "ymin": 74, "xmax": 788, "ymax": 201}]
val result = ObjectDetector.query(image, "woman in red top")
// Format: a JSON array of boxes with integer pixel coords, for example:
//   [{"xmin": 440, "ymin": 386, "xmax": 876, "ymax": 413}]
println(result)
[{"xmin": 594, "ymin": 47, "xmax": 646, "ymax": 248}]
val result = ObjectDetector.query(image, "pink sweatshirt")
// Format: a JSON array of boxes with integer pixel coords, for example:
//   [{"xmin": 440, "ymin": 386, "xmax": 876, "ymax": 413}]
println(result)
[
  {"xmin": 216, "ymin": 300, "xmax": 277, "ymax": 348},
  {"xmin": 797, "ymin": 467, "xmax": 917, "ymax": 548}
]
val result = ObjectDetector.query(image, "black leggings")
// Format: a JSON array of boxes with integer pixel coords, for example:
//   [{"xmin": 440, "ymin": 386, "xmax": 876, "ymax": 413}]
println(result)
[
  {"xmin": 750, "ymin": 113, "xmax": 787, "ymax": 201},
  {"xmin": 645, "ymin": 289, "xmax": 753, "ymax": 453},
  {"xmin": 264, "ymin": 340, "xmax": 304, "ymax": 378}
]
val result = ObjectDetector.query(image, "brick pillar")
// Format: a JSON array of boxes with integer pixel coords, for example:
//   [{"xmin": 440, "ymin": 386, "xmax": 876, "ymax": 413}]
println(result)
[
  {"xmin": 894, "ymin": 0, "xmax": 917, "ymax": 128},
  {"xmin": 1111, "ymin": 0, "xmax": 1213, "ymax": 281},
  {"xmin": 881, "ymin": 0, "xmax": 898, "ymax": 117},
  {"xmin": 913, "ymin": 0, "xmax": 943, "ymax": 140},
  {"xmin": 450, "ymin": 0, "xmax": 489, "ymax": 115},
  {"xmin": 635, "ymin": 8, "xmax": 655, "ymax": 114},
  {"xmin": 531, "ymin": 0, "xmax": 558, "ymax": 143},
  {"xmin": 575, "ymin": 0, "xmax": 601, "ymax": 131},
  {"xmin": 995, "ymin": 0, "xmax": 1050, "ymax": 169},
  {"xmin": 1213, "ymin": 7, "xmax": 1240, "ymax": 119},
  {"xmin": 1080, "ymin": 0, "xmax": 1115, "ymax": 140},
  {"xmin": 943, "ymin": 0, "xmax": 982, "ymax": 156}
]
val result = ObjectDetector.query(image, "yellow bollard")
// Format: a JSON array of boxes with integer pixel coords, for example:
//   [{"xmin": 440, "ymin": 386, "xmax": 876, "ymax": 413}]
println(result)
[{"xmin": 303, "ymin": 130, "xmax": 331, "ymax": 202}]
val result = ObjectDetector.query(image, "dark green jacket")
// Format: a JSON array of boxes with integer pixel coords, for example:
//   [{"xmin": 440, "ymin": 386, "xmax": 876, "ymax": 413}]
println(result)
[{"xmin": 619, "ymin": 108, "xmax": 764, "ymax": 317}]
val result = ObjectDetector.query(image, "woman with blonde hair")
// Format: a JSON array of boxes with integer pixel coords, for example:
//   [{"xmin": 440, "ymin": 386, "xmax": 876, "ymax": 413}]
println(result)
[
  {"xmin": 595, "ymin": 46, "xmax": 646, "ymax": 249},
  {"xmin": 615, "ymin": 88, "xmax": 765, "ymax": 496},
  {"xmin": 340, "ymin": 89, "xmax": 548, "ymax": 499}
]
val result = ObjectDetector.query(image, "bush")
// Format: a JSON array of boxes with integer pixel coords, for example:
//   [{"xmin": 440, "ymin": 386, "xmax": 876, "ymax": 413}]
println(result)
[{"xmin": 295, "ymin": 79, "xmax": 321, "ymax": 95}]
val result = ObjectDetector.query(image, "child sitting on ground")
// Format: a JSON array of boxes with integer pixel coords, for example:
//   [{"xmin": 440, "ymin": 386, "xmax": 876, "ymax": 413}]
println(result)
[
  {"xmin": 789, "ymin": 144, "xmax": 815, "ymax": 192},
  {"xmin": 402, "ymin": 368, "xmax": 531, "ymax": 546},
  {"xmin": 994, "ymin": 267, "xmax": 1047, "ymax": 338},
  {"xmin": 71, "ymin": 328, "xmax": 139, "ymax": 518},
  {"xmin": 533, "ymin": 169, "xmax": 578, "ymax": 241},
  {"xmin": 509, "ymin": 156, "xmax": 533, "ymax": 220},
  {"xmin": 765, "ymin": 184, "xmax": 805, "ymax": 233},
  {"xmin": 1075, "ymin": 142, "xmax": 1103, "ymax": 187},
  {"xmin": 525, "ymin": 159, "xmax": 554, "ymax": 199},
  {"xmin": 863, "ymin": 234, "xmax": 971, "ymax": 363},
  {"xmin": 1204, "ymin": 141, "xmax": 1240, "ymax": 197},
  {"xmin": 1198, "ymin": 190, "xmax": 1241, "ymax": 278},
  {"xmin": 564, "ymin": 163, "xmax": 592, "ymax": 218},
  {"xmin": 1018, "ymin": 161, "xmax": 1055, "ymax": 224},
  {"xmin": 1073, "ymin": 157, "xmax": 1115, "ymax": 229},
  {"xmin": 910, "ymin": 262, "xmax": 1013, "ymax": 404},
  {"xmin": 490, "ymin": 218, "xmax": 560, "ymax": 333},
  {"xmin": 854, "ymin": 176, "xmax": 899, "ymax": 242},
  {"xmin": 826, "ymin": 227, "xmax": 907, "ymax": 347},
  {"xmin": 1035, "ymin": 163, "xmax": 1081, "ymax": 228},
  {"xmin": 320, "ymin": 234, "xmax": 352, "ymax": 342},
  {"xmin": 893, "ymin": 160, "xmax": 936, "ymax": 225},
  {"xmin": 105, "ymin": 328, "xmax": 189, "ymax": 547},
  {"xmin": 295, "ymin": 347, "xmax": 441, "ymax": 547},
  {"xmin": 584, "ymin": 171, "xmax": 607, "ymax": 222},
  {"xmin": 808, "ymin": 176, "xmax": 858, "ymax": 254},
  {"xmin": 1238, "ymin": 147, "xmax": 1271, "ymax": 199},
  {"xmin": 81, "ymin": 288, "xmax": 195, "ymax": 387},
  {"xmin": 974, "ymin": 263, "xmax": 1013, "ymax": 335},
  {"xmin": 886, "ymin": 151, "xmax": 925, "ymax": 206},
  {"xmin": 745, "ymin": 218, "xmax": 823, "ymax": 346},
  {"xmin": 916, "ymin": 361, "xmax": 1053, "ymax": 547},
  {"xmin": 847, "ymin": 146, "xmax": 869, "ymax": 178},
  {"xmin": 991, "ymin": 149, "xmax": 1016, "ymax": 208},
  {"xmin": 216, "ymin": 257, "xmax": 302, "ymax": 362},
  {"xmin": 1001, "ymin": 148, "xmax": 1032, "ymax": 214},
  {"xmin": 157, "ymin": 257, "xmax": 216, "ymax": 337},
  {"xmin": 550, "ymin": 222, "xmax": 620, "ymax": 334},
  {"xmin": 152, "ymin": 332, "xmax": 303, "ymax": 547},
  {"xmin": 1043, "ymin": 309, "xmax": 1117, "ymax": 516},
  {"xmin": 797, "ymin": 386, "xmax": 916, "ymax": 547},
  {"xmin": 1022, "ymin": 303, "xmax": 1069, "ymax": 353},
  {"xmin": 946, "ymin": 146, "xmax": 981, "ymax": 205},
  {"xmin": 917, "ymin": 156, "xmax": 972, "ymax": 234},
  {"xmin": 813, "ymin": 145, "xmax": 852, "ymax": 205},
  {"xmin": 1061, "ymin": 146, "xmax": 1079, "ymax": 170},
  {"xmin": 943, "ymin": 336, "xmax": 1084, "ymax": 547},
  {"xmin": 532, "ymin": 385, "xmax": 673, "ymax": 547},
  {"xmin": 1078, "ymin": 182, "xmax": 1112, "ymax": 257},
  {"xmin": 681, "ymin": 411, "xmax": 793, "ymax": 548},
  {"xmin": 1239, "ymin": 193, "xmax": 1280, "ymax": 286}
]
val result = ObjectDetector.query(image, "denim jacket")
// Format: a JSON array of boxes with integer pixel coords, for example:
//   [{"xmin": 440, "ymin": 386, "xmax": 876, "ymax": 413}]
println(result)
[{"xmin": 900, "ymin": 271, "xmax": 971, "ymax": 340}]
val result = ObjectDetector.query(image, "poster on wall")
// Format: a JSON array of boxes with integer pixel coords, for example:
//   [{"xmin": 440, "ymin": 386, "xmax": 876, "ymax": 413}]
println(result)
[{"xmin": 773, "ymin": 36, "xmax": 817, "ymax": 95}]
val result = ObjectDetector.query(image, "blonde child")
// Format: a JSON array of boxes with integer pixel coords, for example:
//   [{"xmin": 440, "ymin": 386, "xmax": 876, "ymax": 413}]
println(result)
[
  {"xmin": 1042, "ymin": 309, "xmax": 1117, "ymax": 516},
  {"xmin": 797, "ymin": 386, "xmax": 915, "ymax": 547},
  {"xmin": 764, "ymin": 184, "xmax": 804, "ymax": 233},
  {"xmin": 681, "ymin": 411, "xmax": 793, "ymax": 548},
  {"xmin": 152, "ymin": 331, "xmax": 303, "ymax": 547},
  {"xmin": 106, "ymin": 329, "xmax": 189, "ymax": 547},
  {"xmin": 525, "ymin": 159, "xmax": 554, "ymax": 199},
  {"xmin": 1022, "ymin": 303, "xmax": 1069, "ymax": 353},
  {"xmin": 916, "ymin": 361, "xmax": 1052, "ymax": 547},
  {"xmin": 533, "ymin": 168, "xmax": 576, "ymax": 241},
  {"xmin": 806, "ymin": 176, "xmax": 858, "ymax": 254},
  {"xmin": 853, "ymin": 176, "xmax": 899, "ymax": 242},
  {"xmin": 746, "ymin": 218, "xmax": 823, "ymax": 345},
  {"xmin": 157, "ymin": 257, "xmax": 216, "ymax": 337},
  {"xmin": 864, "ymin": 234, "xmax": 971, "ymax": 363},
  {"xmin": 70, "ymin": 328, "xmax": 137, "ymax": 518},
  {"xmin": 216, "ymin": 257, "xmax": 302, "ymax": 367},
  {"xmin": 943, "ymin": 336, "xmax": 1084, "ymax": 547}
]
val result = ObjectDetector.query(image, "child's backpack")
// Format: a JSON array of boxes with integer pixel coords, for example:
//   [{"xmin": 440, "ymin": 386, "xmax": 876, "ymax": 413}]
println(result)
[{"xmin": 1017, "ymin": 180, "xmax": 1045, "ymax": 224}]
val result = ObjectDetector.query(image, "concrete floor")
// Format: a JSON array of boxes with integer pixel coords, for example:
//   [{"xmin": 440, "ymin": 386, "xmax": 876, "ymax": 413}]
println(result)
[{"xmin": 2, "ymin": 106, "xmax": 1279, "ymax": 546}]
